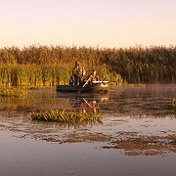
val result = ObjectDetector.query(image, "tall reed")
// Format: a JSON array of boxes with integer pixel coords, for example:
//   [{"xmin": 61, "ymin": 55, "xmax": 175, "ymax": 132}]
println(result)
[{"xmin": 0, "ymin": 45, "xmax": 176, "ymax": 86}]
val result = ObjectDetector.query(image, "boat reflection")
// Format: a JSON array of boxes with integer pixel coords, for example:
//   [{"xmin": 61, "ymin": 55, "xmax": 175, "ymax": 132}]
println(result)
[
  {"xmin": 81, "ymin": 98, "xmax": 97, "ymax": 114},
  {"xmin": 56, "ymin": 91, "xmax": 109, "ymax": 112}
]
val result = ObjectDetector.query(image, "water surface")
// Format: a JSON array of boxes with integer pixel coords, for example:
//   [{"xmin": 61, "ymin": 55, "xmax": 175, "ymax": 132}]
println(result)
[{"xmin": 0, "ymin": 84, "xmax": 176, "ymax": 176}]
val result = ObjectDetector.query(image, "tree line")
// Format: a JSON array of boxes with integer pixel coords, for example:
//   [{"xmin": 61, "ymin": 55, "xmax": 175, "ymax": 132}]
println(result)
[{"xmin": 0, "ymin": 45, "xmax": 176, "ymax": 86}]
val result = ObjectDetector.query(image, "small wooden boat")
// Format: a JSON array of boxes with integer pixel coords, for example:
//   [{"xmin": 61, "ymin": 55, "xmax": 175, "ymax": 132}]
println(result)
[{"xmin": 56, "ymin": 81, "xmax": 109, "ymax": 93}]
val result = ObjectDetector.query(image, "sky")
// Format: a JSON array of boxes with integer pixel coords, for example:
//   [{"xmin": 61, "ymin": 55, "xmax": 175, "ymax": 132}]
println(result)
[{"xmin": 0, "ymin": 0, "xmax": 176, "ymax": 48}]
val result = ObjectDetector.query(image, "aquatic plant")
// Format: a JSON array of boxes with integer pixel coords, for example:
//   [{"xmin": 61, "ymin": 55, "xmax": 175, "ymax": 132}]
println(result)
[
  {"xmin": 171, "ymin": 98, "xmax": 176, "ymax": 106},
  {"xmin": 102, "ymin": 133, "xmax": 176, "ymax": 156},
  {"xmin": 30, "ymin": 109, "xmax": 102, "ymax": 124},
  {"xmin": 0, "ymin": 87, "xmax": 27, "ymax": 97},
  {"xmin": 169, "ymin": 134, "xmax": 176, "ymax": 144}
]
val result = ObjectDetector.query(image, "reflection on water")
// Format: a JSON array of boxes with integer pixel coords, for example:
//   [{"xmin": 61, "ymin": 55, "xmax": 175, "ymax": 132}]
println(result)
[
  {"xmin": 102, "ymin": 84, "xmax": 176, "ymax": 117},
  {"xmin": 0, "ymin": 84, "xmax": 176, "ymax": 157},
  {"xmin": 0, "ymin": 84, "xmax": 175, "ymax": 118}
]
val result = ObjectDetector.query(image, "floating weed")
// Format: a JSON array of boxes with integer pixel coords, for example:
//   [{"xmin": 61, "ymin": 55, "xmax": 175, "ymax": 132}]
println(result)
[
  {"xmin": 0, "ymin": 87, "xmax": 27, "ymax": 97},
  {"xmin": 171, "ymin": 98, "xmax": 176, "ymax": 106},
  {"xmin": 168, "ymin": 134, "xmax": 176, "ymax": 144},
  {"xmin": 103, "ymin": 133, "xmax": 176, "ymax": 156},
  {"xmin": 30, "ymin": 109, "xmax": 103, "ymax": 124}
]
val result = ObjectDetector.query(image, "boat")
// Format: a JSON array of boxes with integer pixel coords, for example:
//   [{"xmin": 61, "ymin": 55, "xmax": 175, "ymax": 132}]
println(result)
[{"xmin": 56, "ymin": 81, "xmax": 109, "ymax": 93}]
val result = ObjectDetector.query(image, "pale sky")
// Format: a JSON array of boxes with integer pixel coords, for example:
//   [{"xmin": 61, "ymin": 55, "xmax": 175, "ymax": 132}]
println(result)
[{"xmin": 0, "ymin": 0, "xmax": 176, "ymax": 48}]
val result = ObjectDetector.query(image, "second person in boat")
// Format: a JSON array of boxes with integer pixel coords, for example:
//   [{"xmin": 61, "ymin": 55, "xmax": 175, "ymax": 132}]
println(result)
[{"xmin": 88, "ymin": 69, "xmax": 99, "ymax": 83}]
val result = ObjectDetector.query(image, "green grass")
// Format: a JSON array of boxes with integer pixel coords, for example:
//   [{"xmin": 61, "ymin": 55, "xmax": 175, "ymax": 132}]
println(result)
[{"xmin": 30, "ymin": 109, "xmax": 102, "ymax": 124}]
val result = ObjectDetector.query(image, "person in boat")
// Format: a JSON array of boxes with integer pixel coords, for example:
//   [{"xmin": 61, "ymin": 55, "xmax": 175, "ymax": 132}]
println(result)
[
  {"xmin": 71, "ymin": 61, "xmax": 83, "ymax": 85},
  {"xmin": 80, "ymin": 66, "xmax": 87, "ymax": 84},
  {"xmin": 88, "ymin": 69, "xmax": 99, "ymax": 83},
  {"xmin": 69, "ymin": 62, "xmax": 87, "ymax": 86},
  {"xmin": 69, "ymin": 61, "xmax": 83, "ymax": 85}
]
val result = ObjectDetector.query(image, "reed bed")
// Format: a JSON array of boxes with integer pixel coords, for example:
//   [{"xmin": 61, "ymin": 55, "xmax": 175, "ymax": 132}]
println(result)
[
  {"xmin": 1, "ymin": 45, "xmax": 176, "ymax": 85},
  {"xmin": 30, "ymin": 109, "xmax": 102, "ymax": 124},
  {"xmin": 0, "ymin": 87, "xmax": 27, "ymax": 97}
]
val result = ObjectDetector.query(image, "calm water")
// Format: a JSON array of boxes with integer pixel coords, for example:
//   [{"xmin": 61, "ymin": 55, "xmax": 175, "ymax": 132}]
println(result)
[{"xmin": 0, "ymin": 84, "xmax": 176, "ymax": 176}]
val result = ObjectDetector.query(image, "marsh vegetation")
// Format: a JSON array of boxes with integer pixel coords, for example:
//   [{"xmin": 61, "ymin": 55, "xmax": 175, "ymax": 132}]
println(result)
[
  {"xmin": 0, "ymin": 45, "xmax": 176, "ymax": 87},
  {"xmin": 30, "ymin": 109, "xmax": 102, "ymax": 124},
  {"xmin": 0, "ymin": 87, "xmax": 27, "ymax": 97}
]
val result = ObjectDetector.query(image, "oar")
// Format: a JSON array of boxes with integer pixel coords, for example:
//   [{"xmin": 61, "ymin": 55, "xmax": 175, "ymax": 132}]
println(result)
[
  {"xmin": 83, "ymin": 75, "xmax": 92, "ymax": 87},
  {"xmin": 77, "ymin": 75, "xmax": 92, "ymax": 93}
]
